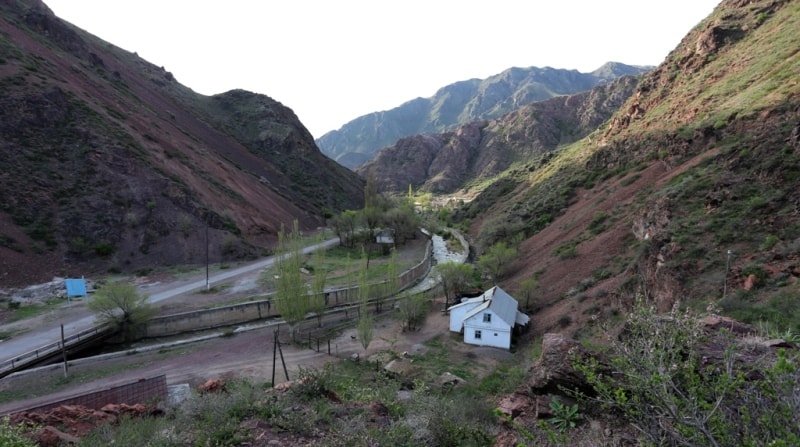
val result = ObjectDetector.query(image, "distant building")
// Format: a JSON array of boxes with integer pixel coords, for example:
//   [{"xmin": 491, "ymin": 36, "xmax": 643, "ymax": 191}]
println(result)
[
  {"xmin": 375, "ymin": 228, "xmax": 394, "ymax": 244},
  {"xmin": 447, "ymin": 286, "xmax": 530, "ymax": 350}
]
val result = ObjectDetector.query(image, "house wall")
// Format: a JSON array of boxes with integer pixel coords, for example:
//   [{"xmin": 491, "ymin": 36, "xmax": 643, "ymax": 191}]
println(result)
[
  {"xmin": 448, "ymin": 302, "xmax": 481, "ymax": 332},
  {"xmin": 463, "ymin": 310, "xmax": 511, "ymax": 349}
]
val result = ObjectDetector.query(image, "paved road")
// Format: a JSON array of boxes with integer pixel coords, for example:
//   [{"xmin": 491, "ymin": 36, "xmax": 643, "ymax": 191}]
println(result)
[{"xmin": 0, "ymin": 238, "xmax": 341, "ymax": 366}]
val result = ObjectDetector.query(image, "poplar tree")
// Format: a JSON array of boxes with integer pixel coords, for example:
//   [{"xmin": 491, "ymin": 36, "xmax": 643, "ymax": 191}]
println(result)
[
  {"xmin": 376, "ymin": 248, "xmax": 398, "ymax": 313},
  {"xmin": 357, "ymin": 247, "xmax": 373, "ymax": 352},
  {"xmin": 275, "ymin": 220, "xmax": 308, "ymax": 338},
  {"xmin": 309, "ymin": 235, "xmax": 327, "ymax": 327}
]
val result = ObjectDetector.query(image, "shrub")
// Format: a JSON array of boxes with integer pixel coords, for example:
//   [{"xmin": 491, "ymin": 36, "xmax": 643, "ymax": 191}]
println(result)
[
  {"xmin": 575, "ymin": 302, "xmax": 800, "ymax": 446},
  {"xmin": 553, "ymin": 241, "xmax": 578, "ymax": 260},
  {"xmin": 549, "ymin": 397, "xmax": 580, "ymax": 432},
  {"xmin": 94, "ymin": 241, "xmax": 115, "ymax": 257},
  {"xmin": 0, "ymin": 417, "xmax": 36, "ymax": 447},
  {"xmin": 760, "ymin": 234, "xmax": 779, "ymax": 250}
]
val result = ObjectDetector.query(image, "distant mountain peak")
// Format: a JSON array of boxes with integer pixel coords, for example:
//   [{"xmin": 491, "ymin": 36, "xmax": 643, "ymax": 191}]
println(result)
[{"xmin": 316, "ymin": 63, "xmax": 650, "ymax": 169}]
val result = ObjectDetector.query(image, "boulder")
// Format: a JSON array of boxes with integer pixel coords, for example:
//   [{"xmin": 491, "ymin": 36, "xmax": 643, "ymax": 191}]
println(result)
[{"xmin": 527, "ymin": 333, "xmax": 596, "ymax": 395}]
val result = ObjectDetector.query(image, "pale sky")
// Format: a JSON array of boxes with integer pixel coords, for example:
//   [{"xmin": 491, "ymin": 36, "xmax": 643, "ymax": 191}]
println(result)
[{"xmin": 44, "ymin": 1, "xmax": 720, "ymax": 139}]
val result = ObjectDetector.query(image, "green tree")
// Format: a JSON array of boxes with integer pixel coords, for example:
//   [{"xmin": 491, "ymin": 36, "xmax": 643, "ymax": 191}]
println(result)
[
  {"xmin": 519, "ymin": 277, "xmax": 538, "ymax": 312},
  {"xmin": 357, "ymin": 247, "xmax": 373, "ymax": 352},
  {"xmin": 88, "ymin": 280, "xmax": 154, "ymax": 341},
  {"xmin": 398, "ymin": 291, "xmax": 427, "ymax": 331},
  {"xmin": 360, "ymin": 206, "xmax": 382, "ymax": 254},
  {"xmin": 308, "ymin": 235, "xmax": 327, "ymax": 327},
  {"xmin": 375, "ymin": 248, "xmax": 398, "ymax": 314},
  {"xmin": 331, "ymin": 210, "xmax": 359, "ymax": 248},
  {"xmin": 477, "ymin": 241, "xmax": 518, "ymax": 282},
  {"xmin": 275, "ymin": 220, "xmax": 308, "ymax": 338},
  {"xmin": 437, "ymin": 262, "xmax": 474, "ymax": 311},
  {"xmin": 384, "ymin": 203, "xmax": 421, "ymax": 245}
]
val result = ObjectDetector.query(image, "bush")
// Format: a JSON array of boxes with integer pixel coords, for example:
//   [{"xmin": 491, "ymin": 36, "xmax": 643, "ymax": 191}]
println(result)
[
  {"xmin": 575, "ymin": 302, "xmax": 800, "ymax": 446},
  {"xmin": 0, "ymin": 417, "xmax": 36, "ymax": 447},
  {"xmin": 553, "ymin": 241, "xmax": 578, "ymax": 260},
  {"xmin": 88, "ymin": 281, "xmax": 154, "ymax": 341},
  {"xmin": 93, "ymin": 241, "xmax": 116, "ymax": 257}
]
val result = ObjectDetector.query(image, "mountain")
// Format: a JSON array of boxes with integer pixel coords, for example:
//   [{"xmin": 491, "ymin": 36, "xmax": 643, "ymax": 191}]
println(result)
[
  {"xmin": 0, "ymin": 0, "xmax": 364, "ymax": 287},
  {"xmin": 456, "ymin": 0, "xmax": 800, "ymax": 334},
  {"xmin": 356, "ymin": 75, "xmax": 641, "ymax": 194},
  {"xmin": 316, "ymin": 62, "xmax": 651, "ymax": 169}
]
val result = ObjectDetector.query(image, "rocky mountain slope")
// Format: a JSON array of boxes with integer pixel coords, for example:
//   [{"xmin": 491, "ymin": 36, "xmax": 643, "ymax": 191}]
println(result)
[
  {"xmin": 317, "ymin": 62, "xmax": 650, "ymax": 168},
  {"xmin": 0, "ymin": 0, "xmax": 364, "ymax": 287},
  {"xmin": 458, "ymin": 0, "xmax": 800, "ymax": 335},
  {"xmin": 356, "ymin": 75, "xmax": 641, "ymax": 194}
]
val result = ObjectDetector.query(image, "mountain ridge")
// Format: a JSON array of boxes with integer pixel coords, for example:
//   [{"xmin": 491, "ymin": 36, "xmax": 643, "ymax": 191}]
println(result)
[
  {"xmin": 0, "ymin": 0, "xmax": 364, "ymax": 287},
  {"xmin": 356, "ymin": 75, "xmax": 642, "ymax": 194},
  {"xmin": 316, "ymin": 62, "xmax": 651, "ymax": 168}
]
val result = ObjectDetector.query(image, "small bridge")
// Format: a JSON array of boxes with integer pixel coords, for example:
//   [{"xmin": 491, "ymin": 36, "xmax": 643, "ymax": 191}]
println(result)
[{"xmin": 0, "ymin": 325, "xmax": 113, "ymax": 379}]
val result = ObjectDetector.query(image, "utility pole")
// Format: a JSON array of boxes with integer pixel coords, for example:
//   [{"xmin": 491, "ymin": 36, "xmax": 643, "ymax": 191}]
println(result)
[
  {"xmin": 61, "ymin": 324, "xmax": 68, "ymax": 379},
  {"xmin": 723, "ymin": 249, "xmax": 733, "ymax": 299},
  {"xmin": 206, "ymin": 220, "xmax": 210, "ymax": 291}
]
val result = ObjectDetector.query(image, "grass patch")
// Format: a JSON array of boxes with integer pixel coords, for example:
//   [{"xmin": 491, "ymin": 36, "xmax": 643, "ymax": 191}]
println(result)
[{"xmin": 9, "ymin": 298, "xmax": 62, "ymax": 322}]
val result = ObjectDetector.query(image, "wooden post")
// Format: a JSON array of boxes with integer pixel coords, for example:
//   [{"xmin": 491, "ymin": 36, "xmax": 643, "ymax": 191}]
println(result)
[
  {"xmin": 327, "ymin": 339, "xmax": 331, "ymax": 355},
  {"xmin": 277, "ymin": 338, "xmax": 289, "ymax": 381},
  {"xmin": 61, "ymin": 324, "xmax": 68, "ymax": 379},
  {"xmin": 271, "ymin": 329, "xmax": 278, "ymax": 387}
]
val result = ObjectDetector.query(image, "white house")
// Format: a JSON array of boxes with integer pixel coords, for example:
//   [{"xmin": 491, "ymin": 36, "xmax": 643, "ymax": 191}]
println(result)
[{"xmin": 447, "ymin": 286, "xmax": 530, "ymax": 350}]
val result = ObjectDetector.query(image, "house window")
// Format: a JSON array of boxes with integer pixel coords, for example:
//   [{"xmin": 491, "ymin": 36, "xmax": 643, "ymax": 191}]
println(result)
[
  {"xmin": 475, "ymin": 330, "xmax": 482, "ymax": 340},
  {"xmin": 483, "ymin": 313, "xmax": 491, "ymax": 323}
]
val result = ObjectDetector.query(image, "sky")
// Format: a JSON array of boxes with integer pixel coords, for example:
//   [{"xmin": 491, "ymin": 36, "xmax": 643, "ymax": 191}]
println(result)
[{"xmin": 44, "ymin": 1, "xmax": 720, "ymax": 139}]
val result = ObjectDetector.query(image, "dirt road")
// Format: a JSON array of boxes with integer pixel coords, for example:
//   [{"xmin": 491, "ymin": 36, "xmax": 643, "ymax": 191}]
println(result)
[{"xmin": 0, "ymin": 232, "xmax": 471, "ymax": 414}]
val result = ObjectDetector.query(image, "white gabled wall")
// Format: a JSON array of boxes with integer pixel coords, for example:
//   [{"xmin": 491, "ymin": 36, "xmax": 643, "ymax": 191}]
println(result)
[
  {"xmin": 462, "ymin": 309, "xmax": 512, "ymax": 349},
  {"xmin": 448, "ymin": 300, "xmax": 483, "ymax": 333}
]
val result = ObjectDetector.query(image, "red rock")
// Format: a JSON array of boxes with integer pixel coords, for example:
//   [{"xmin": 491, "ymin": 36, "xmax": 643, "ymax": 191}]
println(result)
[
  {"xmin": 496, "ymin": 392, "xmax": 533, "ymax": 420},
  {"xmin": 198, "ymin": 378, "xmax": 227, "ymax": 394},
  {"xmin": 744, "ymin": 273, "xmax": 759, "ymax": 290}
]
